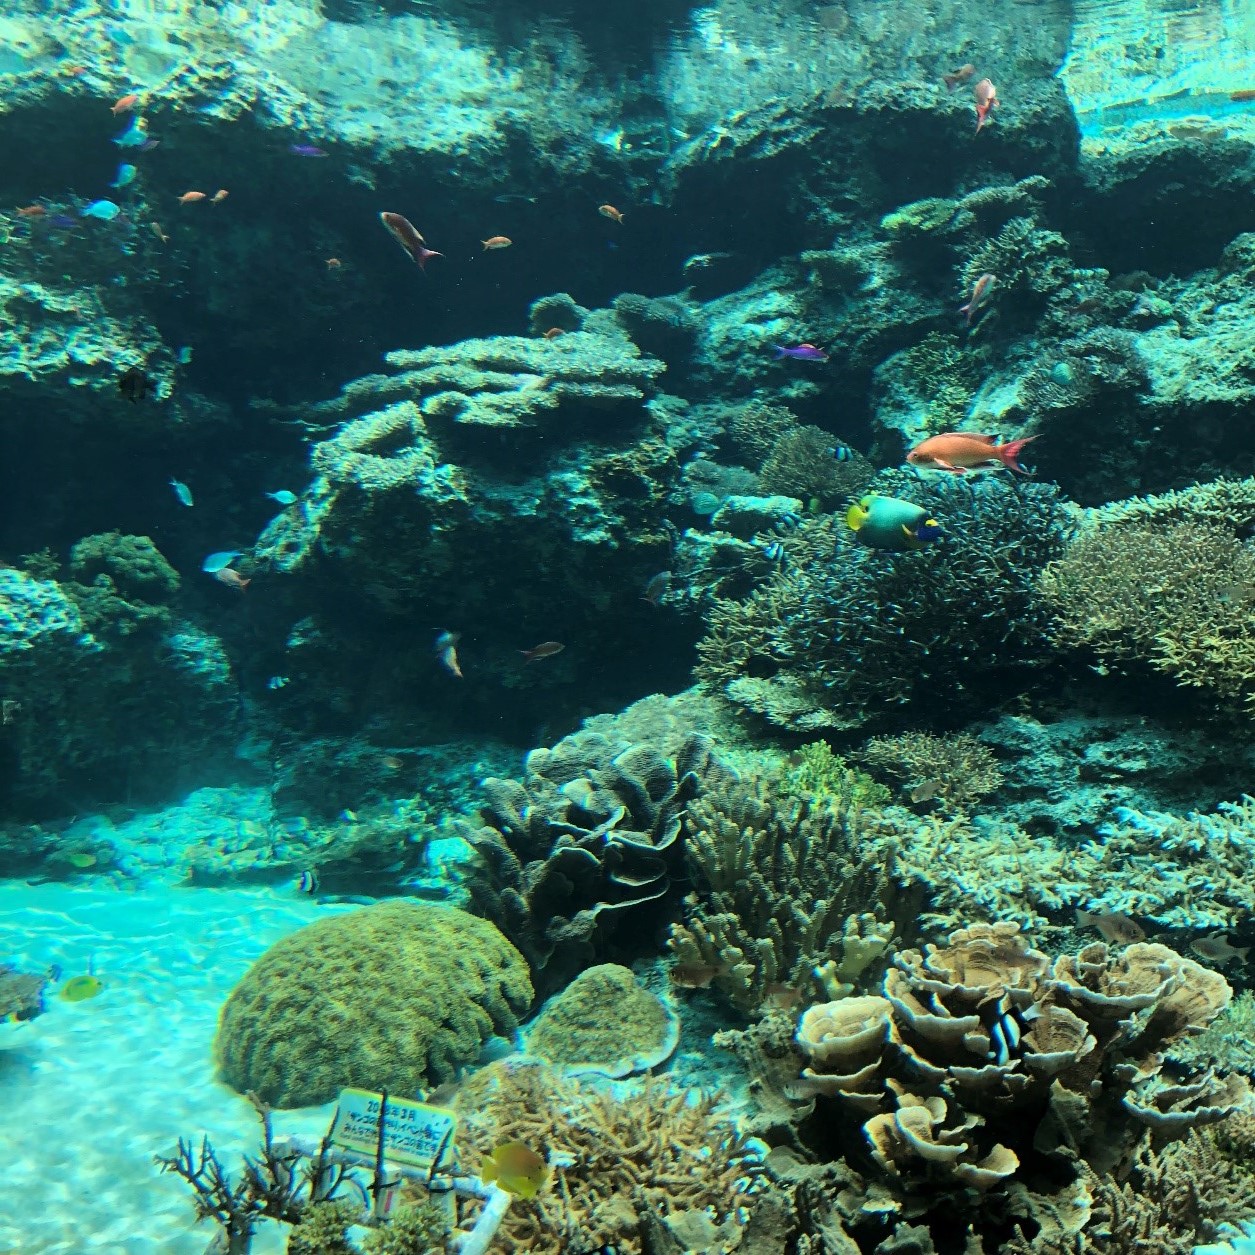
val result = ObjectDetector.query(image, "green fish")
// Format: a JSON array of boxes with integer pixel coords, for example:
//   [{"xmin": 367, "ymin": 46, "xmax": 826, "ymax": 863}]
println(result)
[
  {"xmin": 846, "ymin": 495, "xmax": 942, "ymax": 551},
  {"xmin": 60, "ymin": 975, "xmax": 104, "ymax": 1002}
]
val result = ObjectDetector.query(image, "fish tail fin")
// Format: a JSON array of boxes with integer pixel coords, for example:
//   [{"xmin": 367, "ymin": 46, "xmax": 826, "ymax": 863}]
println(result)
[
  {"xmin": 999, "ymin": 434, "xmax": 1039, "ymax": 474},
  {"xmin": 480, "ymin": 1157, "xmax": 498, "ymax": 1185},
  {"xmin": 845, "ymin": 502, "xmax": 867, "ymax": 532}
]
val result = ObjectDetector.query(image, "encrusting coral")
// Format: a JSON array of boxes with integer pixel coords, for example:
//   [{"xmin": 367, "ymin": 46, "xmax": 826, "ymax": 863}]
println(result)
[
  {"xmin": 450, "ymin": 1058, "xmax": 765, "ymax": 1254},
  {"xmin": 522, "ymin": 963, "xmax": 679, "ymax": 1078},
  {"xmin": 214, "ymin": 901, "xmax": 533, "ymax": 1108},
  {"xmin": 667, "ymin": 773, "xmax": 917, "ymax": 1013},
  {"xmin": 793, "ymin": 922, "xmax": 1251, "ymax": 1216}
]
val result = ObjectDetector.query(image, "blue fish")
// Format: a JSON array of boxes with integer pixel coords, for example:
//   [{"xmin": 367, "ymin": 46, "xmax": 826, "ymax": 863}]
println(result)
[
  {"xmin": 81, "ymin": 199, "xmax": 120, "ymax": 221},
  {"xmin": 170, "ymin": 478, "xmax": 194, "ymax": 508},
  {"xmin": 109, "ymin": 164, "xmax": 137, "ymax": 189},
  {"xmin": 265, "ymin": 490, "xmax": 298, "ymax": 505},
  {"xmin": 176, "ymin": 347, "xmax": 193, "ymax": 365},
  {"xmin": 760, "ymin": 540, "xmax": 786, "ymax": 562},
  {"xmin": 114, "ymin": 119, "xmax": 148, "ymax": 148},
  {"xmin": 830, "ymin": 443, "xmax": 853, "ymax": 462},
  {"xmin": 777, "ymin": 511, "xmax": 802, "ymax": 530},
  {"xmin": 202, "ymin": 550, "xmax": 243, "ymax": 573}
]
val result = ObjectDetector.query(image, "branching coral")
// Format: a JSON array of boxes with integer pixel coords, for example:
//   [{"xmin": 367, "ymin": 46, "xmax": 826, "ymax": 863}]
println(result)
[
  {"xmin": 667, "ymin": 775, "xmax": 918, "ymax": 1013},
  {"xmin": 859, "ymin": 731, "xmax": 1004, "ymax": 810},
  {"xmin": 757, "ymin": 424, "xmax": 875, "ymax": 510},
  {"xmin": 1039, "ymin": 518, "xmax": 1255, "ymax": 709},
  {"xmin": 461, "ymin": 726, "xmax": 734, "ymax": 992},
  {"xmin": 794, "ymin": 923, "xmax": 1251, "ymax": 1215},
  {"xmin": 451, "ymin": 1059, "xmax": 765, "ymax": 1254},
  {"xmin": 697, "ymin": 473, "xmax": 1073, "ymax": 731}
]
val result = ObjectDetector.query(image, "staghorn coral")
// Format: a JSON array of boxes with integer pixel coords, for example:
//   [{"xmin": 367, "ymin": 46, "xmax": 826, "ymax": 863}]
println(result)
[
  {"xmin": 1040, "ymin": 518, "xmax": 1255, "ymax": 710},
  {"xmin": 461, "ymin": 725, "xmax": 734, "ymax": 993},
  {"xmin": 214, "ymin": 901, "xmax": 532, "ymax": 1108},
  {"xmin": 697, "ymin": 473, "xmax": 1072, "ymax": 731},
  {"xmin": 666, "ymin": 775, "xmax": 917, "ymax": 1013},
  {"xmin": 794, "ymin": 923, "xmax": 1251, "ymax": 1215},
  {"xmin": 450, "ymin": 1058, "xmax": 765, "ymax": 1254},
  {"xmin": 859, "ymin": 731, "xmax": 1004, "ymax": 810},
  {"xmin": 1090, "ymin": 475, "xmax": 1255, "ymax": 532}
]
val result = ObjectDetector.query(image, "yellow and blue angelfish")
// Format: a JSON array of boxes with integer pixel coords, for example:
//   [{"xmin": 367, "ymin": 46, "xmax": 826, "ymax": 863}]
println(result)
[{"xmin": 845, "ymin": 495, "xmax": 942, "ymax": 551}]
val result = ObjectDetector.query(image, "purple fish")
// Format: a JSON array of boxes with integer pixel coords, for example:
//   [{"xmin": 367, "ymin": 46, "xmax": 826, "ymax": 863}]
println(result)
[
  {"xmin": 772, "ymin": 343, "xmax": 829, "ymax": 361},
  {"xmin": 48, "ymin": 213, "xmax": 79, "ymax": 229},
  {"xmin": 290, "ymin": 144, "xmax": 329, "ymax": 158}
]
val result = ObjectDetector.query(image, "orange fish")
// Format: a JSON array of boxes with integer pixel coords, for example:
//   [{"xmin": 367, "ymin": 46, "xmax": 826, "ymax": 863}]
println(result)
[
  {"xmin": 435, "ymin": 630, "xmax": 462, "ymax": 678},
  {"xmin": 481, "ymin": 235, "xmax": 512, "ymax": 250},
  {"xmin": 598, "ymin": 204, "xmax": 625, "ymax": 223},
  {"xmin": 325, "ymin": 257, "xmax": 343, "ymax": 270},
  {"xmin": 177, "ymin": 191, "xmax": 207, "ymax": 205},
  {"xmin": 63, "ymin": 65, "xmax": 89, "ymax": 77},
  {"xmin": 543, "ymin": 327, "xmax": 564, "ymax": 340},
  {"xmin": 213, "ymin": 568, "xmax": 250, "ymax": 591},
  {"xmin": 942, "ymin": 64, "xmax": 975, "ymax": 91},
  {"xmin": 906, "ymin": 431, "xmax": 1038, "ymax": 475},
  {"xmin": 111, "ymin": 93, "xmax": 140, "ymax": 115},
  {"xmin": 210, "ymin": 189, "xmax": 229, "ymax": 205},
  {"xmin": 16, "ymin": 205, "xmax": 45, "ymax": 217},
  {"xmin": 379, "ymin": 211, "xmax": 443, "ymax": 272},
  {"xmin": 519, "ymin": 641, "xmax": 564, "ymax": 662},
  {"xmin": 973, "ymin": 78, "xmax": 999, "ymax": 133}
]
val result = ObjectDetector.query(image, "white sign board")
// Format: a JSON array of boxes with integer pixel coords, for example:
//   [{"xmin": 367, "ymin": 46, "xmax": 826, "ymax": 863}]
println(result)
[{"xmin": 329, "ymin": 1088, "xmax": 457, "ymax": 1173}]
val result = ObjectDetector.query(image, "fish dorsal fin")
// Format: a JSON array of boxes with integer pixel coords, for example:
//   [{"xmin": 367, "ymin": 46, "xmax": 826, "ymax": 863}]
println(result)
[{"xmin": 971, "ymin": 433, "xmax": 999, "ymax": 444}]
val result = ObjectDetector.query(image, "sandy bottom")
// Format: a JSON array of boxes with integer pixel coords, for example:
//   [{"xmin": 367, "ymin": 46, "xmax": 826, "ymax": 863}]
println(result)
[{"xmin": 0, "ymin": 881, "xmax": 346, "ymax": 1255}]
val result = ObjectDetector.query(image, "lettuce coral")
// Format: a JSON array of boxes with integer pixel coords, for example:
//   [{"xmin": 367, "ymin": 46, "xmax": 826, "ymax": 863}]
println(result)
[{"xmin": 214, "ymin": 901, "xmax": 532, "ymax": 1108}]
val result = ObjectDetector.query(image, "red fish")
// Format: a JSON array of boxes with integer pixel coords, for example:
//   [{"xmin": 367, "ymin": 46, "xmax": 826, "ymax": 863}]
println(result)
[
  {"xmin": 959, "ymin": 272, "xmax": 996, "ymax": 325},
  {"xmin": 974, "ymin": 78, "xmax": 999, "ymax": 132},
  {"xmin": 519, "ymin": 641, "xmax": 564, "ymax": 662},
  {"xmin": 380, "ymin": 211, "xmax": 443, "ymax": 272},
  {"xmin": 906, "ymin": 431, "xmax": 1038, "ymax": 475},
  {"xmin": 111, "ymin": 93, "xmax": 140, "ymax": 115}
]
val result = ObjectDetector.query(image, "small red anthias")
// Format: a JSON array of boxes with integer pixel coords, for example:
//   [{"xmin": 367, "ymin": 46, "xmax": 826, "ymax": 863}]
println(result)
[
  {"xmin": 973, "ymin": 78, "xmax": 999, "ymax": 133},
  {"xmin": 379, "ymin": 211, "xmax": 443, "ymax": 272}
]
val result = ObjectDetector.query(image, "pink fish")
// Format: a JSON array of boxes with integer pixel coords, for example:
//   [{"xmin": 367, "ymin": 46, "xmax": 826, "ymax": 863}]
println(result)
[
  {"xmin": 959, "ymin": 273, "xmax": 996, "ymax": 325},
  {"xmin": 772, "ymin": 343, "xmax": 828, "ymax": 361},
  {"xmin": 974, "ymin": 78, "xmax": 999, "ymax": 133},
  {"xmin": 380, "ymin": 211, "xmax": 443, "ymax": 272},
  {"xmin": 214, "ymin": 568, "xmax": 250, "ymax": 591}
]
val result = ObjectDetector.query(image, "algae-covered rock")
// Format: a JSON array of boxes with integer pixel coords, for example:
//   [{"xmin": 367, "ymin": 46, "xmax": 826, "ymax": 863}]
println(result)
[
  {"xmin": 524, "ymin": 963, "xmax": 678, "ymax": 1077},
  {"xmin": 214, "ymin": 901, "xmax": 533, "ymax": 1108}
]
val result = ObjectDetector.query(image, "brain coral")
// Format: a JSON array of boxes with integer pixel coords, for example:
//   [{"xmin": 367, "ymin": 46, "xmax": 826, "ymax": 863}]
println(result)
[{"xmin": 214, "ymin": 901, "xmax": 533, "ymax": 1108}]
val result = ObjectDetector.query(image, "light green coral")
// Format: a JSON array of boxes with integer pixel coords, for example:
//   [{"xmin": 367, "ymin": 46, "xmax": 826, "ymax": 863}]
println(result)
[
  {"xmin": 214, "ymin": 901, "xmax": 533, "ymax": 1108},
  {"xmin": 779, "ymin": 741, "xmax": 891, "ymax": 811},
  {"xmin": 524, "ymin": 963, "xmax": 678, "ymax": 1077}
]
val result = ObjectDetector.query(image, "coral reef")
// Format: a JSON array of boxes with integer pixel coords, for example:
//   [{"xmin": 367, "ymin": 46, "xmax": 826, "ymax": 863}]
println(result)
[
  {"xmin": 697, "ymin": 474, "xmax": 1073, "ymax": 731},
  {"xmin": 522, "ymin": 963, "xmax": 679, "ymax": 1078},
  {"xmin": 214, "ymin": 901, "xmax": 533, "ymax": 1108},
  {"xmin": 1041, "ymin": 516, "xmax": 1255, "ymax": 710},
  {"xmin": 757, "ymin": 424, "xmax": 875, "ymax": 510},
  {"xmin": 794, "ymin": 922, "xmax": 1250, "ymax": 1220},
  {"xmin": 451, "ymin": 1058, "xmax": 766, "ymax": 1253},
  {"xmin": 668, "ymin": 774, "xmax": 916, "ymax": 1013},
  {"xmin": 859, "ymin": 731, "xmax": 1005, "ymax": 810},
  {"xmin": 0, "ymin": 963, "xmax": 48, "ymax": 1023},
  {"xmin": 460, "ymin": 722, "xmax": 733, "ymax": 992}
]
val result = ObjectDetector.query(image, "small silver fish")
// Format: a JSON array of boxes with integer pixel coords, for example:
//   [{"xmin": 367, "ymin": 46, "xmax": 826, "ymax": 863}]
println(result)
[
  {"xmin": 1190, "ymin": 932, "xmax": 1250, "ymax": 965},
  {"xmin": 170, "ymin": 477, "xmax": 193, "ymax": 507},
  {"xmin": 435, "ymin": 630, "xmax": 462, "ymax": 678},
  {"xmin": 642, "ymin": 571, "xmax": 671, "ymax": 606},
  {"xmin": 1075, "ymin": 908, "xmax": 1144, "ymax": 945}
]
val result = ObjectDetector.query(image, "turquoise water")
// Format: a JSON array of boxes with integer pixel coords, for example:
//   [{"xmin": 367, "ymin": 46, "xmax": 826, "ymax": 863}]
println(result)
[{"xmin": 3, "ymin": 0, "xmax": 1255, "ymax": 1251}]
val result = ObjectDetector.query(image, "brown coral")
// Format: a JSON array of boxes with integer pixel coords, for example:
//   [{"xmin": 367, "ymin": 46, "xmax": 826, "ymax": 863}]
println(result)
[
  {"xmin": 451, "ymin": 1059, "xmax": 765, "ymax": 1253},
  {"xmin": 859, "ymin": 731, "xmax": 1004, "ymax": 810}
]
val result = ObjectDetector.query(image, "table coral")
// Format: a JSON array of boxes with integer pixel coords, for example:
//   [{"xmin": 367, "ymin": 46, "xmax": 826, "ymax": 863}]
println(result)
[
  {"xmin": 450, "ymin": 1058, "xmax": 765, "ymax": 1254},
  {"xmin": 214, "ymin": 901, "xmax": 533, "ymax": 1108},
  {"xmin": 522, "ymin": 963, "xmax": 678, "ymax": 1078}
]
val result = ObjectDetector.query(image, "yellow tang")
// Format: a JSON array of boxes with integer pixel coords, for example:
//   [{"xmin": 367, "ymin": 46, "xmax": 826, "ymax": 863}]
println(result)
[
  {"xmin": 480, "ymin": 1140, "xmax": 549, "ymax": 1199},
  {"xmin": 60, "ymin": 975, "xmax": 104, "ymax": 1002}
]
